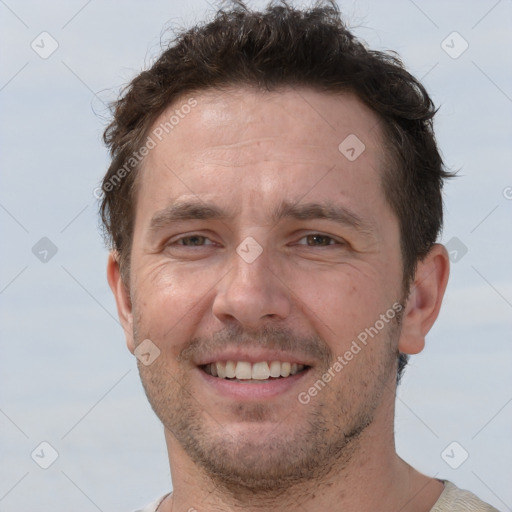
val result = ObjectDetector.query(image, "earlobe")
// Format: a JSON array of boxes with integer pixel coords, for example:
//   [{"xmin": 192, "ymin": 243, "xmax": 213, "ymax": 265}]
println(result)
[
  {"xmin": 398, "ymin": 243, "xmax": 450, "ymax": 355},
  {"xmin": 106, "ymin": 252, "xmax": 135, "ymax": 354}
]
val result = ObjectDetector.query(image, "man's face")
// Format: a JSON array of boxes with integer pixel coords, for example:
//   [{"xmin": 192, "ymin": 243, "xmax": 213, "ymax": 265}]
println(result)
[{"xmin": 124, "ymin": 87, "xmax": 406, "ymax": 490}]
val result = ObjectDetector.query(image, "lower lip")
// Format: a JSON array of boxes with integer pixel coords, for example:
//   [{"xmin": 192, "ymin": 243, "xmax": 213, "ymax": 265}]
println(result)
[{"xmin": 197, "ymin": 367, "xmax": 311, "ymax": 400}]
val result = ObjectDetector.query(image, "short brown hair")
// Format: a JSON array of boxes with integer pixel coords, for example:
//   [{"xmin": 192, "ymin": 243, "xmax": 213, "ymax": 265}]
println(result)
[{"xmin": 100, "ymin": 0, "xmax": 454, "ymax": 380}]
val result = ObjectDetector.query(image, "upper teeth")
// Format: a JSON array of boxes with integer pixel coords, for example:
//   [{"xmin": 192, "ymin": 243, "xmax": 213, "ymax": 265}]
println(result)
[{"xmin": 206, "ymin": 361, "xmax": 305, "ymax": 380}]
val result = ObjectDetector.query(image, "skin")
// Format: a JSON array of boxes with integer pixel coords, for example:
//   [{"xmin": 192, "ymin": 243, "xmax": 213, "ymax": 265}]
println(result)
[{"xmin": 108, "ymin": 86, "xmax": 450, "ymax": 512}]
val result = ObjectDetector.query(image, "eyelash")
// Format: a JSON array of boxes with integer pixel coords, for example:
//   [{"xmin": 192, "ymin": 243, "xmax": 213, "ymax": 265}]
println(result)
[{"xmin": 169, "ymin": 233, "xmax": 343, "ymax": 248}]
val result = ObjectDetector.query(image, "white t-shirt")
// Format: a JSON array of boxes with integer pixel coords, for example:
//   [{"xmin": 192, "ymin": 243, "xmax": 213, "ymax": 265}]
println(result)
[
  {"xmin": 134, "ymin": 480, "xmax": 500, "ymax": 511},
  {"xmin": 133, "ymin": 493, "xmax": 169, "ymax": 512},
  {"xmin": 430, "ymin": 481, "xmax": 500, "ymax": 511}
]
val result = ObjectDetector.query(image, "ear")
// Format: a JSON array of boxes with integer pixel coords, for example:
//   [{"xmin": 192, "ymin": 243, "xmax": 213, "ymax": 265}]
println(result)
[
  {"xmin": 107, "ymin": 252, "xmax": 135, "ymax": 354},
  {"xmin": 398, "ymin": 243, "xmax": 450, "ymax": 355}
]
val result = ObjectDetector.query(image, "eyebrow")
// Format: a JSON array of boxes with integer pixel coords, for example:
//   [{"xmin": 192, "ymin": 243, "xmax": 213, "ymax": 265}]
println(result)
[
  {"xmin": 148, "ymin": 199, "xmax": 374, "ymax": 235},
  {"xmin": 149, "ymin": 201, "xmax": 231, "ymax": 232},
  {"xmin": 272, "ymin": 201, "xmax": 373, "ymax": 233}
]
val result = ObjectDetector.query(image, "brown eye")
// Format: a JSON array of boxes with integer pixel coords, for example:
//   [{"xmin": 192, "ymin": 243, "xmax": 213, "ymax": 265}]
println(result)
[
  {"xmin": 176, "ymin": 235, "xmax": 211, "ymax": 246},
  {"xmin": 300, "ymin": 234, "xmax": 337, "ymax": 246}
]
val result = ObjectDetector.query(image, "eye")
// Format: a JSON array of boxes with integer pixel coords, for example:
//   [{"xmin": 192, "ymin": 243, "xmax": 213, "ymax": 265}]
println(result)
[
  {"xmin": 296, "ymin": 234, "xmax": 341, "ymax": 247},
  {"xmin": 172, "ymin": 235, "xmax": 214, "ymax": 247}
]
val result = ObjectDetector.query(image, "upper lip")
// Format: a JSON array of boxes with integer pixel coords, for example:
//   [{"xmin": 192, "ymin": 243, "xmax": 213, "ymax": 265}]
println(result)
[{"xmin": 194, "ymin": 348, "xmax": 314, "ymax": 367}]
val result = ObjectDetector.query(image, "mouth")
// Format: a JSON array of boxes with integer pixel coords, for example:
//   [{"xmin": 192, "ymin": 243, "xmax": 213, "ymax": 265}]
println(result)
[{"xmin": 200, "ymin": 360, "xmax": 310, "ymax": 383}]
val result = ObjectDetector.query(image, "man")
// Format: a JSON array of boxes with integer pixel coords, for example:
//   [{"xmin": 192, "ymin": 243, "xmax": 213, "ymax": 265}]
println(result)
[{"xmin": 100, "ymin": 1, "xmax": 499, "ymax": 510}]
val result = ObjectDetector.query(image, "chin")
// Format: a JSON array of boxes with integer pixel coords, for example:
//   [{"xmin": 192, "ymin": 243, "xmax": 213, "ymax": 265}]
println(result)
[{"xmin": 166, "ymin": 404, "xmax": 369, "ymax": 495}]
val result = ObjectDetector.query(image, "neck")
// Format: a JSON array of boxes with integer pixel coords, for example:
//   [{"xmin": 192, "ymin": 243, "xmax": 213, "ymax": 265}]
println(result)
[{"xmin": 160, "ymin": 401, "xmax": 444, "ymax": 512}]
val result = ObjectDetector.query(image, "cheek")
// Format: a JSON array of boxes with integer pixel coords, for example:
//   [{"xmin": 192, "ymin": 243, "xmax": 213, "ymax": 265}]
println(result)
[
  {"xmin": 288, "ymin": 263, "xmax": 394, "ymax": 352},
  {"xmin": 132, "ymin": 261, "xmax": 217, "ymax": 352}
]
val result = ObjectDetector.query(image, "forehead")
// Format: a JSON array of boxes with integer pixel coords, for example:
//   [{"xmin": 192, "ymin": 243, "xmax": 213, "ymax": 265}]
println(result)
[
  {"xmin": 147, "ymin": 86, "xmax": 383, "ymax": 158},
  {"xmin": 135, "ymin": 86, "xmax": 390, "ymax": 223}
]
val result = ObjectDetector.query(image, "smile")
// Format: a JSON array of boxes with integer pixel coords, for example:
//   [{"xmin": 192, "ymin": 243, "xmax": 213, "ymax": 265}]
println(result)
[{"xmin": 201, "ymin": 360, "xmax": 309, "ymax": 381}]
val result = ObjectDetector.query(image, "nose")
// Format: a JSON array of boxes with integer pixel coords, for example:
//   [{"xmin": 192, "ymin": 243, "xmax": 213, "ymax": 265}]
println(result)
[{"xmin": 211, "ymin": 242, "xmax": 292, "ymax": 329}]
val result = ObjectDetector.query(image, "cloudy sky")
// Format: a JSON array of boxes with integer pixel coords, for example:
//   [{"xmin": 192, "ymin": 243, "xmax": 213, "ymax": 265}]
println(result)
[{"xmin": 1, "ymin": 0, "xmax": 511, "ymax": 511}]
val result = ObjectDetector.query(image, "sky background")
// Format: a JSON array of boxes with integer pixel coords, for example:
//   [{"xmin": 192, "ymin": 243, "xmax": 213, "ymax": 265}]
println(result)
[{"xmin": 0, "ymin": 0, "xmax": 511, "ymax": 511}]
